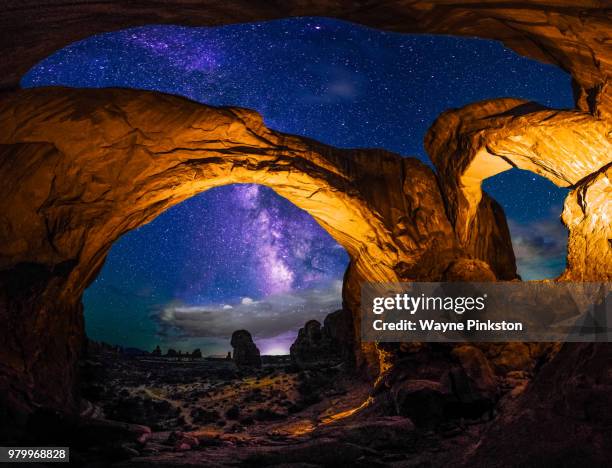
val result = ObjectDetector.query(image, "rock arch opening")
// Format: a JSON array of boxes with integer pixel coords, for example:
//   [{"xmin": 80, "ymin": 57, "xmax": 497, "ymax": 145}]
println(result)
[
  {"xmin": 79, "ymin": 182, "xmax": 367, "ymax": 437},
  {"xmin": 483, "ymin": 169, "xmax": 569, "ymax": 280},
  {"xmin": 84, "ymin": 182, "xmax": 350, "ymax": 357}
]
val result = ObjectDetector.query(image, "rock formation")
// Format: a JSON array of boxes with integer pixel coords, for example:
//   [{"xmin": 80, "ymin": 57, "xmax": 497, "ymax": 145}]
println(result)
[
  {"xmin": 0, "ymin": 2, "xmax": 609, "ymax": 118},
  {"xmin": 290, "ymin": 309, "xmax": 355, "ymax": 369},
  {"xmin": 426, "ymin": 98, "xmax": 611, "ymax": 281},
  {"xmin": 0, "ymin": 87, "xmax": 513, "ymax": 414},
  {"xmin": 560, "ymin": 163, "xmax": 612, "ymax": 281},
  {"xmin": 0, "ymin": 3, "xmax": 609, "ymax": 460},
  {"xmin": 468, "ymin": 342, "xmax": 612, "ymax": 467},
  {"xmin": 373, "ymin": 343, "xmax": 500, "ymax": 428},
  {"xmin": 230, "ymin": 330, "xmax": 262, "ymax": 369},
  {"xmin": 290, "ymin": 320, "xmax": 326, "ymax": 368}
]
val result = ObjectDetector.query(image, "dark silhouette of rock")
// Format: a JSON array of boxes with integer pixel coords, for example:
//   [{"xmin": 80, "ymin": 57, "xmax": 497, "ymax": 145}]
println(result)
[
  {"xmin": 24, "ymin": 409, "xmax": 151, "ymax": 458},
  {"xmin": 151, "ymin": 346, "xmax": 162, "ymax": 357},
  {"xmin": 230, "ymin": 330, "xmax": 261, "ymax": 369},
  {"xmin": 191, "ymin": 349, "xmax": 202, "ymax": 359},
  {"xmin": 451, "ymin": 345, "xmax": 497, "ymax": 403},
  {"xmin": 290, "ymin": 320, "xmax": 325, "ymax": 366},
  {"xmin": 323, "ymin": 308, "xmax": 355, "ymax": 365},
  {"xmin": 290, "ymin": 309, "xmax": 354, "ymax": 369}
]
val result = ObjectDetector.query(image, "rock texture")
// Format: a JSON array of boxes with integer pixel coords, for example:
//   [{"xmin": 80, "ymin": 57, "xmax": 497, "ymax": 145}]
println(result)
[
  {"xmin": 426, "ymin": 98, "xmax": 612, "ymax": 281},
  {"xmin": 0, "ymin": 1, "xmax": 610, "ymax": 117},
  {"xmin": 560, "ymin": 163, "xmax": 612, "ymax": 281},
  {"xmin": 374, "ymin": 343, "xmax": 500, "ymax": 427},
  {"xmin": 230, "ymin": 330, "xmax": 262, "ymax": 369},
  {"xmin": 467, "ymin": 342, "xmax": 612, "ymax": 467},
  {"xmin": 0, "ymin": 2, "xmax": 609, "ymax": 460},
  {"xmin": 0, "ymin": 88, "xmax": 502, "ymax": 288}
]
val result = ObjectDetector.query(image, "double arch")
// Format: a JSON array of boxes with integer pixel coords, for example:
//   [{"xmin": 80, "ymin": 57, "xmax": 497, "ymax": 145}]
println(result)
[{"xmin": 0, "ymin": 1, "xmax": 609, "ymax": 420}]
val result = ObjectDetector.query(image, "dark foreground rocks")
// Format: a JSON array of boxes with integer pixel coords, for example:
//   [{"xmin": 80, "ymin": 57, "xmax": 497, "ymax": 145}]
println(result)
[
  {"xmin": 5, "ymin": 339, "xmax": 610, "ymax": 467},
  {"xmin": 290, "ymin": 308, "xmax": 354, "ymax": 369},
  {"xmin": 231, "ymin": 330, "xmax": 262, "ymax": 369}
]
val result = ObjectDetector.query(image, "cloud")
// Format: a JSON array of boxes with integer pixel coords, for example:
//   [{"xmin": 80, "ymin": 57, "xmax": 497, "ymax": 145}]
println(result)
[
  {"xmin": 153, "ymin": 281, "xmax": 342, "ymax": 341},
  {"xmin": 508, "ymin": 216, "xmax": 568, "ymax": 280}
]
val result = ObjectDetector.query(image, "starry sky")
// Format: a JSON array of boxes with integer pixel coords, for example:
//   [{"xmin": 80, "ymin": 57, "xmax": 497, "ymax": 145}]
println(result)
[{"xmin": 23, "ymin": 18, "xmax": 573, "ymax": 354}]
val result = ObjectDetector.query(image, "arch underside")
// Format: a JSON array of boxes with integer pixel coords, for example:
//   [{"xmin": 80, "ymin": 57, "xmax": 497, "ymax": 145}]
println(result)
[{"xmin": 1, "ymin": 1, "xmax": 610, "ymax": 117}]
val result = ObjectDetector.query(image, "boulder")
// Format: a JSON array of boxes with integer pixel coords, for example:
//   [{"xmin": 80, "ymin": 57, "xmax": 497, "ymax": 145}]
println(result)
[
  {"xmin": 451, "ymin": 345, "xmax": 498, "ymax": 401},
  {"xmin": 230, "ymin": 330, "xmax": 262, "ymax": 369}
]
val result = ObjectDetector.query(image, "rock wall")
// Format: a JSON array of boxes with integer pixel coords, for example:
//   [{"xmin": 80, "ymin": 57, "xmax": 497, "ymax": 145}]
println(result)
[
  {"xmin": 466, "ymin": 342, "xmax": 612, "ymax": 467},
  {"xmin": 560, "ymin": 163, "xmax": 612, "ymax": 281}
]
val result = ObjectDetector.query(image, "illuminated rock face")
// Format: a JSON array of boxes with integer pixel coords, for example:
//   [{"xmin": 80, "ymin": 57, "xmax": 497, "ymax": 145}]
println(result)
[
  {"xmin": 561, "ymin": 164, "xmax": 612, "ymax": 281},
  {"xmin": 0, "ymin": 87, "xmax": 513, "ymax": 411},
  {"xmin": 426, "ymin": 98, "xmax": 612, "ymax": 281}
]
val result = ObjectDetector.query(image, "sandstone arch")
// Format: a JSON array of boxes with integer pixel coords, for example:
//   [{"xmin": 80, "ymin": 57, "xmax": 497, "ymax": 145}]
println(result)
[
  {"xmin": 426, "ymin": 98, "xmax": 611, "ymax": 281},
  {"xmin": 0, "ymin": 87, "xmax": 514, "ymax": 414},
  {"xmin": 0, "ymin": 3, "xmax": 610, "ymax": 458}
]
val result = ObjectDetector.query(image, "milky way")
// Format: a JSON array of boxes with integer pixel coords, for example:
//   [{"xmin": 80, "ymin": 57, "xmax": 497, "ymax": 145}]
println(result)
[{"xmin": 23, "ymin": 18, "xmax": 574, "ymax": 354}]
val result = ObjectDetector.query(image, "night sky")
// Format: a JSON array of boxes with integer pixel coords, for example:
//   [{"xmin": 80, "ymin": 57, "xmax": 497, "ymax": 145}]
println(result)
[{"xmin": 23, "ymin": 18, "xmax": 572, "ymax": 354}]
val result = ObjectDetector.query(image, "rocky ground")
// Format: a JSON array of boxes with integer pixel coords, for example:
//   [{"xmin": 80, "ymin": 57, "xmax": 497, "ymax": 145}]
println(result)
[
  {"xmin": 19, "ymin": 337, "xmax": 612, "ymax": 467},
  {"xmin": 60, "ymin": 343, "xmax": 374, "ymax": 466},
  {"xmin": 16, "ymin": 339, "xmax": 557, "ymax": 467}
]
